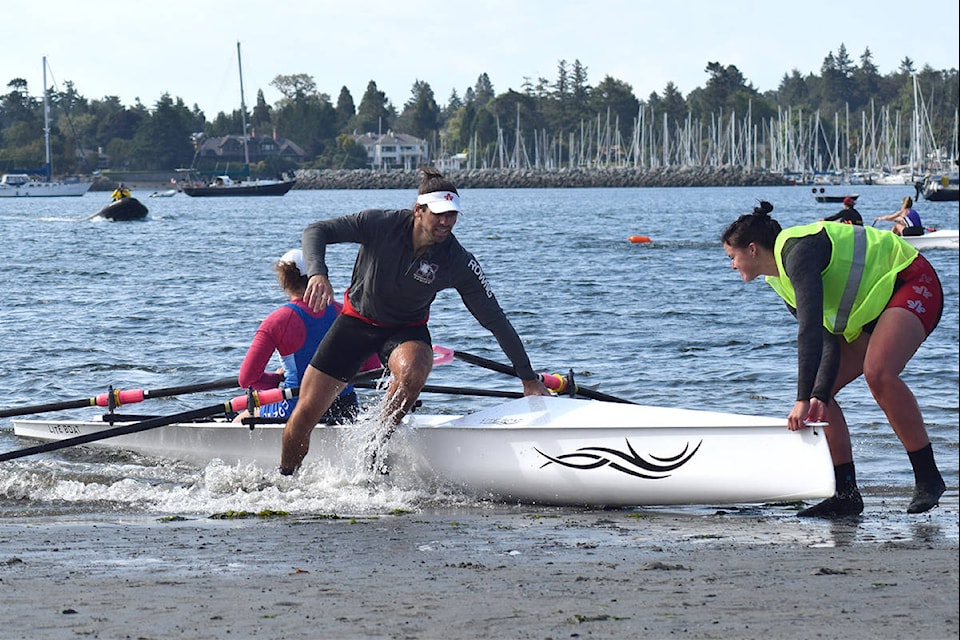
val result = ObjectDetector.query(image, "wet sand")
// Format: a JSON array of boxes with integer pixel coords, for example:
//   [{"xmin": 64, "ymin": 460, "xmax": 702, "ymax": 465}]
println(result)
[{"xmin": 1, "ymin": 495, "xmax": 957, "ymax": 640}]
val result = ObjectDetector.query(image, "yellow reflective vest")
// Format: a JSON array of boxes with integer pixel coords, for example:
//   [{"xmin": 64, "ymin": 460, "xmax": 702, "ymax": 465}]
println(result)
[{"xmin": 765, "ymin": 222, "xmax": 918, "ymax": 342}]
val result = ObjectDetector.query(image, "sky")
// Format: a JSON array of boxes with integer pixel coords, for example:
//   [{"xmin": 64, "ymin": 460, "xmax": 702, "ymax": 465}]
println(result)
[{"xmin": 3, "ymin": 0, "xmax": 958, "ymax": 120}]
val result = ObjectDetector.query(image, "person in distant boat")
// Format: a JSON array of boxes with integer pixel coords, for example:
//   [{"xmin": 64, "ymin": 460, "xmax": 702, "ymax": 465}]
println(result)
[
  {"xmin": 914, "ymin": 176, "xmax": 928, "ymax": 200},
  {"xmin": 234, "ymin": 249, "xmax": 380, "ymax": 424},
  {"xmin": 279, "ymin": 167, "xmax": 551, "ymax": 475},
  {"xmin": 874, "ymin": 196, "xmax": 924, "ymax": 236},
  {"xmin": 111, "ymin": 183, "xmax": 130, "ymax": 201},
  {"xmin": 721, "ymin": 201, "xmax": 945, "ymax": 518},
  {"xmin": 821, "ymin": 196, "xmax": 863, "ymax": 225}
]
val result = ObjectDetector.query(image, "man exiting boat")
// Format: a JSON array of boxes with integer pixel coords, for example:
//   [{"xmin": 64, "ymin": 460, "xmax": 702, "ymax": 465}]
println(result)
[{"xmin": 279, "ymin": 167, "xmax": 550, "ymax": 475}]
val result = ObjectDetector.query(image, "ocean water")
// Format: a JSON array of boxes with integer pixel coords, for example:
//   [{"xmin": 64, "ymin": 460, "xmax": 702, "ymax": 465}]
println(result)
[{"xmin": 0, "ymin": 184, "xmax": 956, "ymax": 525}]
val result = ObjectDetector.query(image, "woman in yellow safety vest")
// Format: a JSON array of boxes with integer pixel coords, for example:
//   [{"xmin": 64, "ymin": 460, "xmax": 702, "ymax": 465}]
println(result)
[{"xmin": 720, "ymin": 201, "xmax": 945, "ymax": 518}]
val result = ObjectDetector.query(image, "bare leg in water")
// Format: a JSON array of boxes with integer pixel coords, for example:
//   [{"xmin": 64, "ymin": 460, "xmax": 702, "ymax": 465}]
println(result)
[
  {"xmin": 366, "ymin": 340, "xmax": 434, "ymax": 472},
  {"xmin": 280, "ymin": 365, "xmax": 346, "ymax": 474}
]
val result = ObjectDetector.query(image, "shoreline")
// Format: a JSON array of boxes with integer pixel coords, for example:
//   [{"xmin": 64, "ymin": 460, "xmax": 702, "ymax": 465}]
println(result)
[{"xmin": 2, "ymin": 497, "xmax": 956, "ymax": 640}]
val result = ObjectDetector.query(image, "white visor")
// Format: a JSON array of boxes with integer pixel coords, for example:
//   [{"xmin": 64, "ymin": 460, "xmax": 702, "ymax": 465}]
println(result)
[
  {"xmin": 278, "ymin": 248, "xmax": 306, "ymax": 276},
  {"xmin": 417, "ymin": 191, "xmax": 461, "ymax": 214}
]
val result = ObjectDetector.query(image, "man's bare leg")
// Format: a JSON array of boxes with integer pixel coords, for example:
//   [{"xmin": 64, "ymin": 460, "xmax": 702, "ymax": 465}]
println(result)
[{"xmin": 280, "ymin": 365, "xmax": 346, "ymax": 474}]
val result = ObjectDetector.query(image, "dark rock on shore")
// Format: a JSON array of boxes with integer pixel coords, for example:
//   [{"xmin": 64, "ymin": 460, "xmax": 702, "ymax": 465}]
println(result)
[{"xmin": 293, "ymin": 166, "xmax": 791, "ymax": 190}]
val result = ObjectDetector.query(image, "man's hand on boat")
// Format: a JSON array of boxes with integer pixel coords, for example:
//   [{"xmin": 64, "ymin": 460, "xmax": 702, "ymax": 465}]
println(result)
[{"xmin": 522, "ymin": 377, "xmax": 552, "ymax": 397}]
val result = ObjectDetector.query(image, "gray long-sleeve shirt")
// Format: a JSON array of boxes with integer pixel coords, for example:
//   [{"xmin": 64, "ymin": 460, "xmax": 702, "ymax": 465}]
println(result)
[{"xmin": 302, "ymin": 208, "xmax": 538, "ymax": 380}]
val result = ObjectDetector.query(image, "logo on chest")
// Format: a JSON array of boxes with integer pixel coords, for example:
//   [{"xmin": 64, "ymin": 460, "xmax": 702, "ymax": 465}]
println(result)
[{"xmin": 413, "ymin": 259, "xmax": 438, "ymax": 284}]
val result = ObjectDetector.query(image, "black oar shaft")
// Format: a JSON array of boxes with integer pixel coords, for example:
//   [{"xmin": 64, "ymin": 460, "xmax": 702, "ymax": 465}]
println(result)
[
  {"xmin": 452, "ymin": 350, "xmax": 636, "ymax": 404},
  {"xmin": 142, "ymin": 377, "xmax": 238, "ymax": 398},
  {"xmin": 353, "ymin": 380, "xmax": 522, "ymax": 400},
  {"xmin": 0, "ymin": 377, "xmax": 239, "ymax": 419},
  {"xmin": 0, "ymin": 397, "xmax": 96, "ymax": 418}
]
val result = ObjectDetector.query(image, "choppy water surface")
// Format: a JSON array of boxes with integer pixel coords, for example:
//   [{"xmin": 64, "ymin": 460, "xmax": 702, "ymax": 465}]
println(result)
[{"xmin": 1, "ymin": 185, "xmax": 956, "ymax": 541}]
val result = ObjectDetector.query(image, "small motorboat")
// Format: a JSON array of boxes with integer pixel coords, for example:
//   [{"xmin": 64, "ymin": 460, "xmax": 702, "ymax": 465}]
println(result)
[
  {"xmin": 922, "ymin": 183, "xmax": 959, "ymax": 202},
  {"xmin": 812, "ymin": 188, "xmax": 858, "ymax": 204},
  {"xmin": 149, "ymin": 189, "xmax": 177, "ymax": 198},
  {"xmin": 11, "ymin": 395, "xmax": 834, "ymax": 507},
  {"xmin": 92, "ymin": 196, "xmax": 148, "ymax": 221}
]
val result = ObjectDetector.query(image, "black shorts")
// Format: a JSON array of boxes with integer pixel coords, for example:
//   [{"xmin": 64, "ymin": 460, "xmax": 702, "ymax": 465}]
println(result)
[
  {"xmin": 310, "ymin": 314, "xmax": 432, "ymax": 382},
  {"xmin": 902, "ymin": 226, "xmax": 923, "ymax": 237}
]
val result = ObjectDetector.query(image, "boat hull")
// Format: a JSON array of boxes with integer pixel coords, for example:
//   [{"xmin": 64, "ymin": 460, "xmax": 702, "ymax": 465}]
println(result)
[
  {"xmin": 922, "ymin": 186, "xmax": 959, "ymax": 202},
  {"xmin": 0, "ymin": 176, "xmax": 92, "ymax": 197},
  {"xmin": 182, "ymin": 180, "xmax": 295, "ymax": 197},
  {"xmin": 902, "ymin": 229, "xmax": 959, "ymax": 250},
  {"xmin": 94, "ymin": 197, "xmax": 148, "ymax": 221},
  {"xmin": 814, "ymin": 193, "xmax": 858, "ymax": 203},
  {"xmin": 11, "ymin": 397, "xmax": 834, "ymax": 507}
]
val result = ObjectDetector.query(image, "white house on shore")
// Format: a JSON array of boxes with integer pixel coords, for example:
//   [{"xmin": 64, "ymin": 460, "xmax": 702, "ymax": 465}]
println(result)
[{"xmin": 351, "ymin": 131, "xmax": 429, "ymax": 170}]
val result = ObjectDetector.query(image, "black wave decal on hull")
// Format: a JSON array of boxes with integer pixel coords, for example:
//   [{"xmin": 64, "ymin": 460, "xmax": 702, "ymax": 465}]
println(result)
[{"xmin": 535, "ymin": 439, "xmax": 702, "ymax": 479}]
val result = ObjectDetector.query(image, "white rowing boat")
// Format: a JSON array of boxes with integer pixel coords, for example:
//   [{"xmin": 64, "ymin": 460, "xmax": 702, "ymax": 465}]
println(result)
[
  {"xmin": 11, "ymin": 395, "xmax": 834, "ymax": 507},
  {"xmin": 902, "ymin": 229, "xmax": 959, "ymax": 250}
]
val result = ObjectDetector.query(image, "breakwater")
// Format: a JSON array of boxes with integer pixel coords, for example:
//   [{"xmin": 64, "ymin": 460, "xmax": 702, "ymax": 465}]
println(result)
[
  {"xmin": 89, "ymin": 166, "xmax": 792, "ymax": 191},
  {"xmin": 293, "ymin": 166, "xmax": 792, "ymax": 190}
]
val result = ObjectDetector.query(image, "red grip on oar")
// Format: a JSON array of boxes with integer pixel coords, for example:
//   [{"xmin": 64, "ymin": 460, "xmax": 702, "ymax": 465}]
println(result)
[
  {"xmin": 118, "ymin": 389, "xmax": 145, "ymax": 405},
  {"xmin": 539, "ymin": 373, "xmax": 567, "ymax": 393},
  {"xmin": 227, "ymin": 388, "xmax": 288, "ymax": 412},
  {"xmin": 95, "ymin": 388, "xmax": 146, "ymax": 407},
  {"xmin": 432, "ymin": 344, "xmax": 454, "ymax": 365},
  {"xmin": 251, "ymin": 388, "xmax": 286, "ymax": 405}
]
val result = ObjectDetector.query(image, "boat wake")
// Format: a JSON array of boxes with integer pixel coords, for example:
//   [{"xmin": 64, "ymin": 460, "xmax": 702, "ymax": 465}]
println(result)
[{"xmin": 0, "ymin": 404, "xmax": 473, "ymax": 518}]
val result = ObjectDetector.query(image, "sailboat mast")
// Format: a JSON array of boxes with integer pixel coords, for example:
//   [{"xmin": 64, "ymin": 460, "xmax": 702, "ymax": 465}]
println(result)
[
  {"xmin": 237, "ymin": 41, "xmax": 250, "ymax": 165},
  {"xmin": 43, "ymin": 56, "xmax": 52, "ymax": 179}
]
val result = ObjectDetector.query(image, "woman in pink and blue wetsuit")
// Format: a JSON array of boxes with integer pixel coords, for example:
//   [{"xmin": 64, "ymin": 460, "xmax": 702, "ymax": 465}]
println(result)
[{"xmin": 236, "ymin": 249, "xmax": 380, "ymax": 423}]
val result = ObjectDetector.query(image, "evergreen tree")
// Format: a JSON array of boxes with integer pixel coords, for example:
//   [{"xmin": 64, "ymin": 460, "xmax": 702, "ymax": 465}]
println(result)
[
  {"xmin": 351, "ymin": 80, "xmax": 392, "ymax": 134},
  {"xmin": 335, "ymin": 86, "xmax": 355, "ymax": 133}
]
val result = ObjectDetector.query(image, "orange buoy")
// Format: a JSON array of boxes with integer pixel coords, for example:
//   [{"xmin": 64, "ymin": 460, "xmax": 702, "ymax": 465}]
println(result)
[{"xmin": 628, "ymin": 235, "xmax": 652, "ymax": 243}]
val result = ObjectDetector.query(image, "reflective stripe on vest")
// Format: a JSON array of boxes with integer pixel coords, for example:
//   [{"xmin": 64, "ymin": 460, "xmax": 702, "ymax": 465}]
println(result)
[{"xmin": 833, "ymin": 224, "xmax": 866, "ymax": 335}]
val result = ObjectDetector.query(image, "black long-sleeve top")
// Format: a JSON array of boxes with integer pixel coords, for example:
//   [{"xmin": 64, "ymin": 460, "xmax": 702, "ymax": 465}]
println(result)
[
  {"xmin": 780, "ymin": 230, "xmax": 841, "ymax": 403},
  {"xmin": 302, "ymin": 208, "xmax": 538, "ymax": 380}
]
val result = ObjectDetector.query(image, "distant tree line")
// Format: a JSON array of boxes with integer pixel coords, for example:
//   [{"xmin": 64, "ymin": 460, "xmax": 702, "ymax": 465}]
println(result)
[{"xmin": 1, "ymin": 44, "xmax": 957, "ymax": 177}]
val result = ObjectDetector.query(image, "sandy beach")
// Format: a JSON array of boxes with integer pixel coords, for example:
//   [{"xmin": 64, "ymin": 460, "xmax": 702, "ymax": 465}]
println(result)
[{"xmin": 1, "ymin": 492, "xmax": 957, "ymax": 640}]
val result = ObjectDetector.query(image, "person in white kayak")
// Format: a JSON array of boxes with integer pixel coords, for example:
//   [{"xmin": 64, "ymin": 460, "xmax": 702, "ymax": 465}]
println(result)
[
  {"xmin": 280, "ymin": 167, "xmax": 551, "ymax": 475},
  {"xmin": 874, "ymin": 196, "xmax": 924, "ymax": 236}
]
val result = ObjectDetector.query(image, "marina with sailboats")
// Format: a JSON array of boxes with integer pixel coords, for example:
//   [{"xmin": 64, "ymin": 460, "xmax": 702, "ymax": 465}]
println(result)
[{"xmin": 0, "ymin": 57, "xmax": 91, "ymax": 197}]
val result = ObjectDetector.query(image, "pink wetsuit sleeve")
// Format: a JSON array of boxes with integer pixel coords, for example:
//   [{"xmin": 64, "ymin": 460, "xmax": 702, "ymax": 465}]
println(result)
[{"xmin": 237, "ymin": 306, "xmax": 308, "ymax": 389}]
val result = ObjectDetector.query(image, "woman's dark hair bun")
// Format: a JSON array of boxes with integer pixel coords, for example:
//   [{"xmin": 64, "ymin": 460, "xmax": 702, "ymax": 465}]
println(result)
[{"xmin": 753, "ymin": 200, "xmax": 774, "ymax": 216}]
